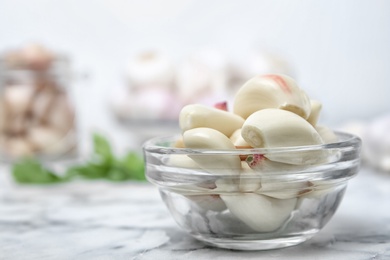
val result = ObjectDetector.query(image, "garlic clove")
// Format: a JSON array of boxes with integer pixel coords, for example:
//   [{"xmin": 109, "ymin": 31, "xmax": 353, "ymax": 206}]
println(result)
[
  {"xmin": 167, "ymin": 154, "xmax": 200, "ymax": 169},
  {"xmin": 27, "ymin": 126, "xmax": 65, "ymax": 154},
  {"xmin": 3, "ymin": 137, "xmax": 33, "ymax": 157},
  {"xmin": 47, "ymin": 94, "xmax": 75, "ymax": 134},
  {"xmin": 3, "ymin": 85, "xmax": 34, "ymax": 116},
  {"xmin": 256, "ymin": 181, "xmax": 313, "ymax": 199},
  {"xmin": 5, "ymin": 115, "xmax": 28, "ymax": 136},
  {"xmin": 316, "ymin": 125, "xmax": 338, "ymax": 144},
  {"xmin": 307, "ymin": 100, "xmax": 322, "ymax": 127},
  {"xmin": 186, "ymin": 194, "xmax": 227, "ymax": 212},
  {"xmin": 241, "ymin": 109, "xmax": 325, "ymax": 165},
  {"xmin": 230, "ymin": 128, "xmax": 250, "ymax": 148},
  {"xmin": 180, "ymin": 104, "xmax": 244, "ymax": 137},
  {"xmin": 183, "ymin": 127, "xmax": 242, "ymax": 175},
  {"xmin": 128, "ymin": 88, "xmax": 180, "ymax": 121},
  {"xmin": 233, "ymin": 74, "xmax": 311, "ymax": 119},
  {"xmin": 20, "ymin": 43, "xmax": 54, "ymax": 70},
  {"xmin": 30, "ymin": 90, "xmax": 57, "ymax": 123},
  {"xmin": 220, "ymin": 193, "xmax": 297, "ymax": 232},
  {"xmin": 0, "ymin": 99, "xmax": 6, "ymax": 132}
]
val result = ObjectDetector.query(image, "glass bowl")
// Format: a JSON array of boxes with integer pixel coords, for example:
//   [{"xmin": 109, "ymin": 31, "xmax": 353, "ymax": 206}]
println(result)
[{"xmin": 143, "ymin": 131, "xmax": 361, "ymax": 250}]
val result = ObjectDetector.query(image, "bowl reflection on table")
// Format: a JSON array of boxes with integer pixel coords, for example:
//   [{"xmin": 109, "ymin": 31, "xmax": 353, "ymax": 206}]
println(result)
[{"xmin": 143, "ymin": 132, "xmax": 361, "ymax": 250}]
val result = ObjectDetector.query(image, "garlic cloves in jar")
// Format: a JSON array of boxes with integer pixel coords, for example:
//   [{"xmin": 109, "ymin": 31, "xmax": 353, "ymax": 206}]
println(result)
[{"xmin": 0, "ymin": 44, "xmax": 77, "ymax": 159}]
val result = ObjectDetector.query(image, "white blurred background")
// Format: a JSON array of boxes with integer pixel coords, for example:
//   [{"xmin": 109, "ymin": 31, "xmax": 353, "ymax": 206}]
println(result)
[{"xmin": 0, "ymin": 0, "xmax": 389, "ymax": 151}]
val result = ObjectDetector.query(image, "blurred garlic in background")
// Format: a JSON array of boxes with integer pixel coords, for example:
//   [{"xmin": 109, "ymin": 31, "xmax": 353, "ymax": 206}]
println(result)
[
  {"xmin": 340, "ymin": 114, "xmax": 390, "ymax": 173},
  {"xmin": 111, "ymin": 51, "xmax": 180, "ymax": 122},
  {"xmin": 176, "ymin": 49, "xmax": 229, "ymax": 106},
  {"xmin": 109, "ymin": 48, "xmax": 295, "ymax": 141},
  {"xmin": 0, "ymin": 43, "xmax": 78, "ymax": 160},
  {"xmin": 228, "ymin": 48, "xmax": 295, "ymax": 98}
]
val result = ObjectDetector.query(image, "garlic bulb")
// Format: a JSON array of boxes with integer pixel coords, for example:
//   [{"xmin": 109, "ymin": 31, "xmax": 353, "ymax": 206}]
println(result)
[{"xmin": 127, "ymin": 51, "xmax": 175, "ymax": 89}]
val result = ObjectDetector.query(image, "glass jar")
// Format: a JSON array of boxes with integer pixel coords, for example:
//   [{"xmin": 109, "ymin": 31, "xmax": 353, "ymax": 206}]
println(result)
[{"xmin": 0, "ymin": 45, "xmax": 78, "ymax": 161}]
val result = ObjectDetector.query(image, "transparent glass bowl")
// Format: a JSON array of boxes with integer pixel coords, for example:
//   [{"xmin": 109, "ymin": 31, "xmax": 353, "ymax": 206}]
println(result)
[{"xmin": 143, "ymin": 132, "xmax": 361, "ymax": 250}]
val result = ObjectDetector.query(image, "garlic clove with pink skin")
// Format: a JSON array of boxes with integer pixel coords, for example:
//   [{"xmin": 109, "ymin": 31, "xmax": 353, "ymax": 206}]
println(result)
[
  {"xmin": 233, "ymin": 74, "xmax": 311, "ymax": 119},
  {"xmin": 220, "ymin": 193, "xmax": 297, "ymax": 232},
  {"xmin": 245, "ymin": 154, "xmax": 305, "ymax": 172},
  {"xmin": 213, "ymin": 101, "xmax": 228, "ymax": 111},
  {"xmin": 180, "ymin": 104, "xmax": 244, "ymax": 137}
]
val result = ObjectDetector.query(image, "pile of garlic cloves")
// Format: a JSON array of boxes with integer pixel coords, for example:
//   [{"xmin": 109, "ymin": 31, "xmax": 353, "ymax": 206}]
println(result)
[
  {"xmin": 0, "ymin": 44, "xmax": 77, "ymax": 159},
  {"xmin": 173, "ymin": 74, "xmax": 338, "ymax": 232}
]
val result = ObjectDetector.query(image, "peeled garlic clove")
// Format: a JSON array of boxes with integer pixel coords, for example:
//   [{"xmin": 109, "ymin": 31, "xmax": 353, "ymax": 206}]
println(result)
[
  {"xmin": 245, "ymin": 154, "xmax": 304, "ymax": 172},
  {"xmin": 173, "ymin": 137, "xmax": 185, "ymax": 148},
  {"xmin": 0, "ymin": 101, "xmax": 4, "ymax": 132},
  {"xmin": 257, "ymin": 181, "xmax": 313, "ymax": 199},
  {"xmin": 3, "ymin": 85, "xmax": 34, "ymax": 116},
  {"xmin": 180, "ymin": 104, "xmax": 244, "ymax": 137},
  {"xmin": 183, "ymin": 127, "xmax": 242, "ymax": 175},
  {"xmin": 239, "ymin": 156, "xmax": 305, "ymax": 193},
  {"xmin": 27, "ymin": 126, "xmax": 64, "ymax": 154},
  {"xmin": 316, "ymin": 125, "xmax": 338, "ymax": 144},
  {"xmin": 186, "ymin": 194, "xmax": 227, "ymax": 212},
  {"xmin": 4, "ymin": 137, "xmax": 33, "ymax": 157},
  {"xmin": 239, "ymin": 161, "xmax": 262, "ymax": 192},
  {"xmin": 307, "ymin": 100, "xmax": 322, "ymax": 127},
  {"xmin": 233, "ymin": 74, "xmax": 311, "ymax": 119},
  {"xmin": 47, "ymin": 95, "xmax": 75, "ymax": 134},
  {"xmin": 220, "ymin": 193, "xmax": 297, "ymax": 232},
  {"xmin": 230, "ymin": 128, "xmax": 250, "ymax": 148},
  {"xmin": 167, "ymin": 154, "xmax": 200, "ymax": 169},
  {"xmin": 30, "ymin": 90, "xmax": 57, "ymax": 123},
  {"xmin": 241, "ymin": 109, "xmax": 324, "ymax": 165},
  {"xmin": 301, "ymin": 180, "xmax": 339, "ymax": 198},
  {"xmin": 5, "ymin": 115, "xmax": 27, "ymax": 135}
]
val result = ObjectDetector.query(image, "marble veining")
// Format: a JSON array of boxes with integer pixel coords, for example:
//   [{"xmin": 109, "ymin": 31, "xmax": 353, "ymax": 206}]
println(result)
[{"xmin": 0, "ymin": 166, "xmax": 390, "ymax": 260}]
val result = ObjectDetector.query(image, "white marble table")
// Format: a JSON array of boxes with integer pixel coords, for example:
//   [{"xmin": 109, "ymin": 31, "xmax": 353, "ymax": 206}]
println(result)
[{"xmin": 0, "ymin": 166, "xmax": 390, "ymax": 260}]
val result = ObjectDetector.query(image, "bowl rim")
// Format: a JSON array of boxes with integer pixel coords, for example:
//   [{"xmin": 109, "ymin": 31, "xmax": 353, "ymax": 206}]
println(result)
[{"xmin": 143, "ymin": 131, "xmax": 361, "ymax": 155}]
